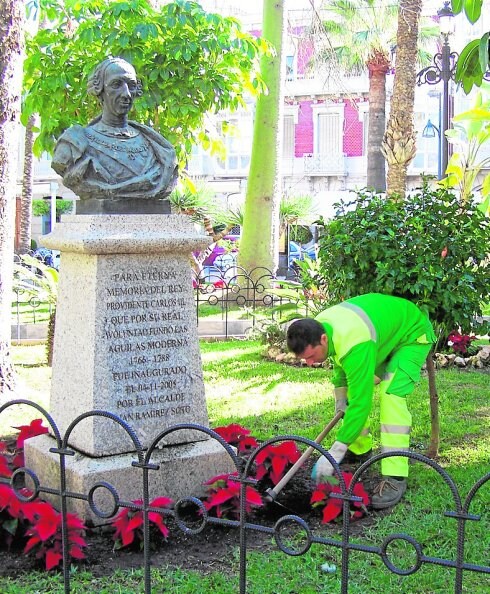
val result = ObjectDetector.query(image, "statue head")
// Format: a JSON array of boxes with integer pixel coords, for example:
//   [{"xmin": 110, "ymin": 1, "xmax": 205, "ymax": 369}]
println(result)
[{"xmin": 87, "ymin": 58, "xmax": 143, "ymax": 119}]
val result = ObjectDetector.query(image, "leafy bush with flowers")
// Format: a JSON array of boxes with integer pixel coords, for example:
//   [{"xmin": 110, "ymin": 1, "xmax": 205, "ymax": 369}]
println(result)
[
  {"xmin": 112, "ymin": 496, "xmax": 174, "ymax": 550},
  {"xmin": 202, "ymin": 473, "xmax": 263, "ymax": 519},
  {"xmin": 311, "ymin": 473, "xmax": 370, "ymax": 523},
  {"xmin": 0, "ymin": 419, "xmax": 88, "ymax": 569}
]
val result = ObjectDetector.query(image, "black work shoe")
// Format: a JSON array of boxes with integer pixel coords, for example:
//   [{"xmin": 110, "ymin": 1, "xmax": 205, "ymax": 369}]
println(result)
[
  {"xmin": 342, "ymin": 449, "xmax": 372, "ymax": 464},
  {"xmin": 371, "ymin": 477, "xmax": 407, "ymax": 509}
]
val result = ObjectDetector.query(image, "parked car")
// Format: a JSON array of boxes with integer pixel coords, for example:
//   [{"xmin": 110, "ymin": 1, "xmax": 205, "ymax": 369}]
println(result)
[
  {"xmin": 33, "ymin": 247, "xmax": 60, "ymax": 270},
  {"xmin": 288, "ymin": 241, "xmax": 316, "ymax": 269}
]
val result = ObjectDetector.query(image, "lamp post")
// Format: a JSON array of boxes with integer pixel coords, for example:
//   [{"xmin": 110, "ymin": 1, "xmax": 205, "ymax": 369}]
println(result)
[{"xmin": 416, "ymin": 1, "xmax": 457, "ymax": 179}]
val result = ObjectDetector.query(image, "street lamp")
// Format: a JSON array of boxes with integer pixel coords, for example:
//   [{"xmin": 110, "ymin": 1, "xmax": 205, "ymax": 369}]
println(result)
[{"xmin": 416, "ymin": 1, "xmax": 457, "ymax": 179}]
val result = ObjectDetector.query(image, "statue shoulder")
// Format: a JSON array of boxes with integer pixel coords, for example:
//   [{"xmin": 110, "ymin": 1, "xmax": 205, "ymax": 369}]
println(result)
[
  {"xmin": 56, "ymin": 124, "xmax": 90, "ymax": 152},
  {"xmin": 128, "ymin": 121, "xmax": 174, "ymax": 151},
  {"xmin": 52, "ymin": 124, "xmax": 90, "ymax": 174}
]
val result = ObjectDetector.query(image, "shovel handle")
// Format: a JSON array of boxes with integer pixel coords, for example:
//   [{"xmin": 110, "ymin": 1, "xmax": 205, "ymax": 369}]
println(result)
[{"xmin": 266, "ymin": 410, "xmax": 344, "ymax": 501}]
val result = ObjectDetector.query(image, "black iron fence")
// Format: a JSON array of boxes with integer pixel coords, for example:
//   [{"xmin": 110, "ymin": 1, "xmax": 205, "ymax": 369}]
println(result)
[
  {"xmin": 1, "ymin": 399, "xmax": 488, "ymax": 594},
  {"xmin": 12, "ymin": 255, "xmax": 304, "ymax": 340}
]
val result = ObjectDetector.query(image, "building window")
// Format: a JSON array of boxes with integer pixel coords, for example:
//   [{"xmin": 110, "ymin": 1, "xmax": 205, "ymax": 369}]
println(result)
[
  {"xmin": 286, "ymin": 55, "xmax": 295, "ymax": 81},
  {"xmin": 216, "ymin": 113, "xmax": 253, "ymax": 173},
  {"xmin": 311, "ymin": 102, "xmax": 344, "ymax": 157}
]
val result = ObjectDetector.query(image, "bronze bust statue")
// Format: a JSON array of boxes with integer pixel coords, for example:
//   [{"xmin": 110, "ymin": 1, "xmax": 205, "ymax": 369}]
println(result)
[{"xmin": 52, "ymin": 57, "xmax": 178, "ymax": 214}]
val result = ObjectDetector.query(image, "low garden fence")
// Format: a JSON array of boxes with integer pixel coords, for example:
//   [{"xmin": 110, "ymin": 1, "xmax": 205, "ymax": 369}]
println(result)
[
  {"xmin": 13, "ymin": 254, "xmax": 304, "ymax": 340},
  {"xmin": 1, "ymin": 399, "xmax": 488, "ymax": 594}
]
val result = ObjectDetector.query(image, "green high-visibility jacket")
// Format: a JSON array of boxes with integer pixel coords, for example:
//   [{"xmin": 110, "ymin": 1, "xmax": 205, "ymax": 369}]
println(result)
[{"xmin": 315, "ymin": 293, "xmax": 436, "ymax": 445}]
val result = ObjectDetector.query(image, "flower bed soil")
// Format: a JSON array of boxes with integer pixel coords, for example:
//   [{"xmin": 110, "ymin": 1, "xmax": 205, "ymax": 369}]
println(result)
[{"xmin": 0, "ymin": 458, "xmax": 385, "ymax": 579}]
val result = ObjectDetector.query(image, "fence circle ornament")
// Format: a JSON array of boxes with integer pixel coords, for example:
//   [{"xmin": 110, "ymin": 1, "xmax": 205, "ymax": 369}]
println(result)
[
  {"xmin": 87, "ymin": 481, "xmax": 120, "ymax": 519},
  {"xmin": 174, "ymin": 497, "xmax": 208, "ymax": 535},
  {"xmin": 29, "ymin": 296, "xmax": 41, "ymax": 309},
  {"xmin": 273, "ymin": 514, "xmax": 313, "ymax": 556},
  {"xmin": 236, "ymin": 294, "xmax": 247, "ymax": 306},
  {"xmin": 11, "ymin": 467, "xmax": 40, "ymax": 502},
  {"xmin": 380, "ymin": 534, "xmax": 423, "ymax": 575}
]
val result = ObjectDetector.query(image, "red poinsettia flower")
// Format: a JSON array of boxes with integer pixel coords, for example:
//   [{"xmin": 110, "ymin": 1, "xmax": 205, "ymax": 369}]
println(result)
[
  {"xmin": 213, "ymin": 424, "xmax": 259, "ymax": 454},
  {"xmin": 203, "ymin": 473, "xmax": 263, "ymax": 519},
  {"xmin": 112, "ymin": 497, "xmax": 173, "ymax": 549},
  {"xmin": 23, "ymin": 503, "xmax": 87, "ymax": 570},
  {"xmin": 311, "ymin": 472, "xmax": 370, "ymax": 523},
  {"xmin": 0, "ymin": 455, "xmax": 12, "ymax": 478},
  {"xmin": 13, "ymin": 419, "xmax": 49, "ymax": 449},
  {"xmin": 255, "ymin": 441, "xmax": 301, "ymax": 485}
]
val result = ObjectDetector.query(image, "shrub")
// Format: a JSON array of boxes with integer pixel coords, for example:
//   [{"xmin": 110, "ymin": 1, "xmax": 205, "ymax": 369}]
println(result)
[{"xmin": 317, "ymin": 184, "xmax": 490, "ymax": 348}]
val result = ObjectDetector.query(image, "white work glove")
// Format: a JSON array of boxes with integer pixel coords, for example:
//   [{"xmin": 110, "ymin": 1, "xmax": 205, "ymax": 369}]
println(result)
[
  {"xmin": 311, "ymin": 441, "xmax": 348, "ymax": 484},
  {"xmin": 334, "ymin": 387, "xmax": 347, "ymax": 414}
]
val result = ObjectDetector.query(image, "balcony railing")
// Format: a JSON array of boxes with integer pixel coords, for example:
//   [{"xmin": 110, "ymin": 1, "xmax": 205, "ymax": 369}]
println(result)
[{"xmin": 303, "ymin": 153, "xmax": 347, "ymax": 176}]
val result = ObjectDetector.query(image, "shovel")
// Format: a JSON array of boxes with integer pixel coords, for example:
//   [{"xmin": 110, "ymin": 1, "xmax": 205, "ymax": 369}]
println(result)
[{"xmin": 264, "ymin": 410, "xmax": 344, "ymax": 502}]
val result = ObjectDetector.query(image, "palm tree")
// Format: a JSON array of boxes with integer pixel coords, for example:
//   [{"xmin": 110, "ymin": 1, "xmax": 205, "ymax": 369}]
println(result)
[
  {"xmin": 0, "ymin": 0, "xmax": 24, "ymax": 395},
  {"xmin": 17, "ymin": 115, "xmax": 35, "ymax": 254},
  {"xmin": 382, "ymin": 0, "xmax": 422, "ymax": 199},
  {"xmin": 313, "ymin": 0, "xmax": 436, "ymax": 192},
  {"xmin": 314, "ymin": 0, "xmax": 399, "ymax": 191}
]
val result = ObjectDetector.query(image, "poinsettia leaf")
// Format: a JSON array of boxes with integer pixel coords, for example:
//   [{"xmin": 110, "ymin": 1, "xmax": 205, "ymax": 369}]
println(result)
[
  {"xmin": 149, "ymin": 513, "xmax": 170, "ymax": 538},
  {"xmin": 66, "ymin": 513, "xmax": 86, "ymax": 530},
  {"xmin": 69, "ymin": 545, "xmax": 86, "ymax": 559},
  {"xmin": 0, "ymin": 455, "xmax": 12, "ymax": 478},
  {"xmin": 69, "ymin": 533, "xmax": 87, "ymax": 547},
  {"xmin": 275, "ymin": 441, "xmax": 301, "ymax": 462},
  {"xmin": 24, "ymin": 535, "xmax": 41, "ymax": 554},
  {"xmin": 14, "ymin": 419, "xmax": 49, "ymax": 448},
  {"xmin": 322, "ymin": 501, "xmax": 342, "ymax": 523},
  {"xmin": 46, "ymin": 549, "xmax": 63, "ymax": 570},
  {"xmin": 126, "ymin": 514, "xmax": 144, "ymax": 532},
  {"xmin": 270, "ymin": 455, "xmax": 287, "ymax": 484},
  {"xmin": 150, "ymin": 497, "xmax": 173, "ymax": 508},
  {"xmin": 310, "ymin": 489, "xmax": 327, "ymax": 505},
  {"xmin": 244, "ymin": 486, "xmax": 263, "ymax": 507},
  {"xmin": 237, "ymin": 436, "xmax": 259, "ymax": 452},
  {"xmin": 206, "ymin": 488, "xmax": 235, "ymax": 507},
  {"xmin": 121, "ymin": 526, "xmax": 136, "ymax": 547},
  {"xmin": 12, "ymin": 452, "xmax": 24, "ymax": 469}
]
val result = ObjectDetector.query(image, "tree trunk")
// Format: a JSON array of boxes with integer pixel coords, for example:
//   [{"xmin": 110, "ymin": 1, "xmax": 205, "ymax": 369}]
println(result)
[
  {"xmin": 18, "ymin": 115, "xmax": 35, "ymax": 254},
  {"xmin": 238, "ymin": 0, "xmax": 285, "ymax": 277},
  {"xmin": 382, "ymin": 0, "xmax": 421, "ymax": 199},
  {"xmin": 425, "ymin": 352, "xmax": 439, "ymax": 459},
  {"xmin": 0, "ymin": 0, "xmax": 24, "ymax": 395},
  {"xmin": 366, "ymin": 51, "xmax": 390, "ymax": 192}
]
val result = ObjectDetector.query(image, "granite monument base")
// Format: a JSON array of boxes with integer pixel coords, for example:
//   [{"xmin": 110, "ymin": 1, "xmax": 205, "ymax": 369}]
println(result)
[{"xmin": 25, "ymin": 433, "xmax": 236, "ymax": 525}]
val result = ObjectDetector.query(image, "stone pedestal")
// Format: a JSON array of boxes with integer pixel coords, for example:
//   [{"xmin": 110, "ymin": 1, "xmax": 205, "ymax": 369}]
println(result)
[{"xmin": 24, "ymin": 214, "xmax": 236, "ymax": 523}]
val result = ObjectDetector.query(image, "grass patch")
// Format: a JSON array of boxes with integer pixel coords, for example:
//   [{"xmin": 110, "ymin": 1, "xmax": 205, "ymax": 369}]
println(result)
[{"xmin": 1, "ymin": 339, "xmax": 489, "ymax": 593}]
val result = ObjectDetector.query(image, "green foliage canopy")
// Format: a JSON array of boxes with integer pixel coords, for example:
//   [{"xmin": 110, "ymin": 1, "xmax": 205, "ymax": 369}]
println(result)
[
  {"xmin": 22, "ymin": 0, "xmax": 268, "ymax": 163},
  {"xmin": 32, "ymin": 199, "xmax": 74, "ymax": 217},
  {"xmin": 317, "ymin": 185, "xmax": 490, "ymax": 343}
]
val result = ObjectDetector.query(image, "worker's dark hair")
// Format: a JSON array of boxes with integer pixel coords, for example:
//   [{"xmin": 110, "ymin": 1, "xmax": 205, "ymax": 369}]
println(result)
[{"xmin": 286, "ymin": 318, "xmax": 325, "ymax": 355}]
